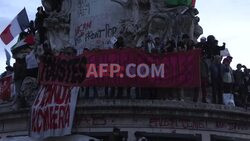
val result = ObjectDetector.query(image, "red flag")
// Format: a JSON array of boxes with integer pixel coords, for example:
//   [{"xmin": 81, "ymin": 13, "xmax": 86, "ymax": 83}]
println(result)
[
  {"xmin": 11, "ymin": 34, "xmax": 35, "ymax": 50},
  {"xmin": 0, "ymin": 25, "xmax": 13, "ymax": 45},
  {"xmin": 24, "ymin": 34, "xmax": 35, "ymax": 45},
  {"xmin": 192, "ymin": 0, "xmax": 196, "ymax": 7}
]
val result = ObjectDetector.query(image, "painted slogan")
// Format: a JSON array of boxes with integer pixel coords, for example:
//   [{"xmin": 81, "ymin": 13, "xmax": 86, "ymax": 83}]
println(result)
[
  {"xmin": 70, "ymin": 0, "xmax": 126, "ymax": 50},
  {"xmin": 31, "ymin": 85, "xmax": 79, "ymax": 139}
]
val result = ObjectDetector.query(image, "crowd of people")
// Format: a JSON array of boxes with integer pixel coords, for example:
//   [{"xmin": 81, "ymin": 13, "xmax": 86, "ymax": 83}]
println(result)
[
  {"xmin": 1, "ymin": 6, "xmax": 250, "ymax": 108},
  {"xmin": 81, "ymin": 34, "xmax": 250, "ymax": 108},
  {"xmin": 195, "ymin": 35, "xmax": 250, "ymax": 107},
  {"xmin": 54, "ymin": 33, "xmax": 250, "ymax": 109}
]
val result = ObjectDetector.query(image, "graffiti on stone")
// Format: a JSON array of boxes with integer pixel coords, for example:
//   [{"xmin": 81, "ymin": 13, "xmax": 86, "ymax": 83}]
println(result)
[
  {"xmin": 77, "ymin": 0, "xmax": 91, "ymax": 17},
  {"xmin": 149, "ymin": 118, "xmax": 250, "ymax": 132},
  {"xmin": 71, "ymin": 0, "xmax": 203, "ymax": 50},
  {"xmin": 73, "ymin": 116, "xmax": 250, "ymax": 134},
  {"xmin": 149, "ymin": 118, "xmax": 208, "ymax": 130}
]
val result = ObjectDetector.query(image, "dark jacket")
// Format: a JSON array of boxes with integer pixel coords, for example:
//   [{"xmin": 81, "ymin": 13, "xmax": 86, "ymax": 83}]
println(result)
[{"xmin": 13, "ymin": 59, "xmax": 27, "ymax": 81}]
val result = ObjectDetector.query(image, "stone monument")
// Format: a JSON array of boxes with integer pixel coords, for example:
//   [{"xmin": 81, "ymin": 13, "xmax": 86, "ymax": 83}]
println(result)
[{"xmin": 41, "ymin": 0, "xmax": 203, "ymax": 52}]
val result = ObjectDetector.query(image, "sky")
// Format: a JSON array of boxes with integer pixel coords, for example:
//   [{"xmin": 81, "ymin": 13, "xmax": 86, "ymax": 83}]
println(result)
[
  {"xmin": 0, "ymin": 0, "xmax": 42, "ymax": 73},
  {"xmin": 0, "ymin": 0, "xmax": 250, "ymax": 73}
]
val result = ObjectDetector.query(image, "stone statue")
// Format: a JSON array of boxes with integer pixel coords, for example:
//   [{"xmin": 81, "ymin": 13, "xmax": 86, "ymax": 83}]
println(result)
[
  {"xmin": 42, "ymin": 0, "xmax": 63, "ymax": 12},
  {"xmin": 193, "ymin": 17, "xmax": 203, "ymax": 42},
  {"xmin": 41, "ymin": 0, "xmax": 202, "ymax": 50},
  {"xmin": 111, "ymin": 0, "xmax": 202, "ymax": 46},
  {"xmin": 42, "ymin": 0, "xmax": 73, "ymax": 51},
  {"xmin": 110, "ymin": 0, "xmax": 142, "ymax": 46}
]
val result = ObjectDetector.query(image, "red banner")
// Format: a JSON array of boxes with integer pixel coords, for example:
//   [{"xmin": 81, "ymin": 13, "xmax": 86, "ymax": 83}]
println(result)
[
  {"xmin": 39, "ymin": 48, "xmax": 201, "ymax": 88},
  {"xmin": 0, "ymin": 75, "xmax": 12, "ymax": 101}
]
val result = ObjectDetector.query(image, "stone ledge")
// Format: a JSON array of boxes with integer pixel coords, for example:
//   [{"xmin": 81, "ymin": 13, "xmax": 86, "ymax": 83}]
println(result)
[
  {"xmin": 77, "ymin": 99, "xmax": 249, "ymax": 114},
  {"xmin": 0, "ymin": 100, "xmax": 249, "ymax": 122},
  {"xmin": 75, "ymin": 100, "xmax": 250, "ymax": 122}
]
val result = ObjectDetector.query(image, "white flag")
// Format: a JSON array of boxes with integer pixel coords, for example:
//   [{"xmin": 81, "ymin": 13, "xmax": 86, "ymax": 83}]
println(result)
[
  {"xmin": 220, "ymin": 48, "xmax": 231, "ymax": 57},
  {"xmin": 4, "ymin": 48, "xmax": 11, "ymax": 66}
]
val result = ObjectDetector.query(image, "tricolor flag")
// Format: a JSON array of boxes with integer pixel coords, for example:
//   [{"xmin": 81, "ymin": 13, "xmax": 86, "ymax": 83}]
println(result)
[{"xmin": 0, "ymin": 8, "xmax": 29, "ymax": 45}]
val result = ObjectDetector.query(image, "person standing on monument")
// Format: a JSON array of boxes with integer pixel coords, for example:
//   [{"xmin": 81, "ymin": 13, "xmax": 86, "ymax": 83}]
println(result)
[
  {"xmin": 210, "ymin": 56, "xmax": 223, "ymax": 104},
  {"xmin": 222, "ymin": 58, "xmax": 234, "ymax": 94},
  {"xmin": 177, "ymin": 34, "xmax": 195, "ymax": 52},
  {"xmin": 154, "ymin": 37, "xmax": 164, "ymax": 53},
  {"xmin": 141, "ymin": 34, "xmax": 155, "ymax": 53},
  {"xmin": 35, "ymin": 6, "xmax": 48, "ymax": 44}
]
